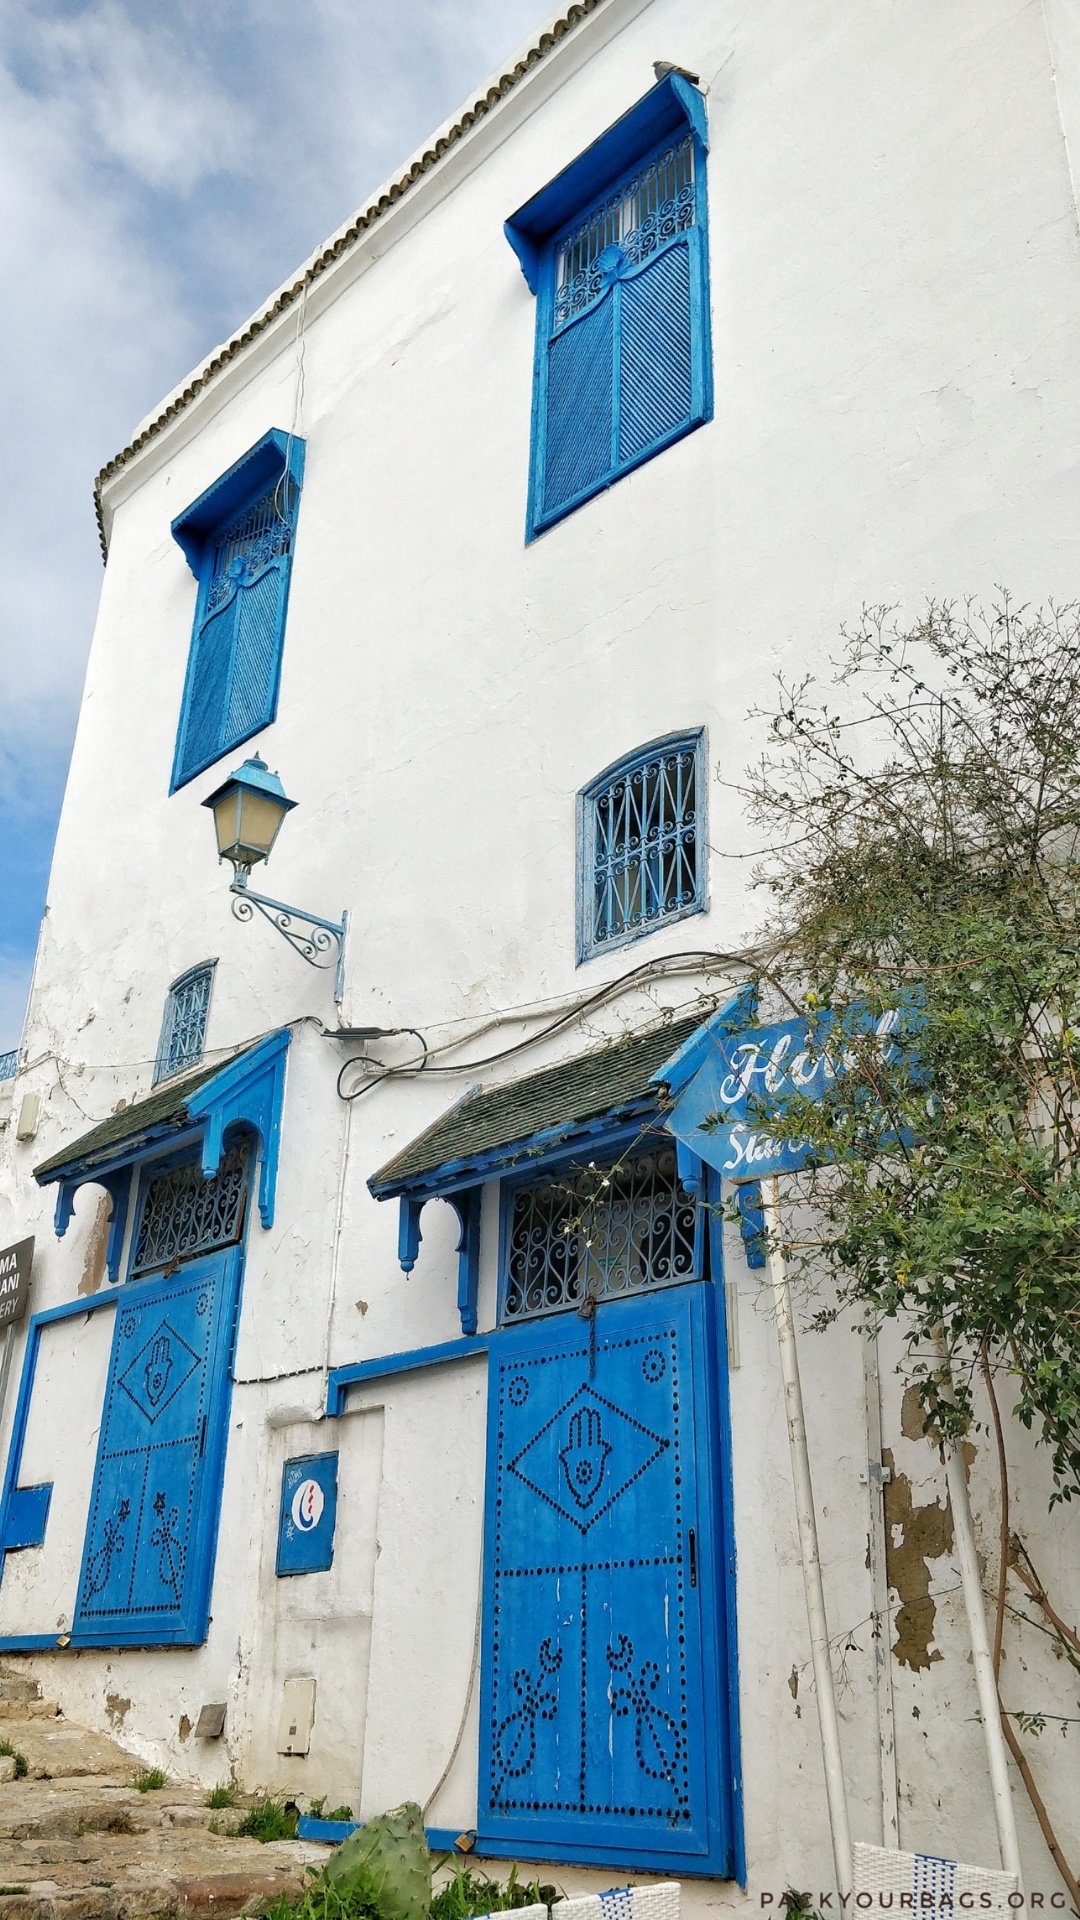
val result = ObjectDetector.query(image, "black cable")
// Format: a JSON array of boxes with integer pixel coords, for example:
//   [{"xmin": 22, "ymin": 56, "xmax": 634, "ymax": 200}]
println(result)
[{"xmin": 334, "ymin": 948, "xmax": 753, "ymax": 1102}]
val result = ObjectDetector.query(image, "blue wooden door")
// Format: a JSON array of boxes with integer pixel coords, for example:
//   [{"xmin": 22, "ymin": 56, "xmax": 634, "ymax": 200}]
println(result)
[
  {"xmin": 73, "ymin": 1252, "xmax": 239, "ymax": 1645},
  {"xmin": 479, "ymin": 1284, "xmax": 735, "ymax": 1873}
]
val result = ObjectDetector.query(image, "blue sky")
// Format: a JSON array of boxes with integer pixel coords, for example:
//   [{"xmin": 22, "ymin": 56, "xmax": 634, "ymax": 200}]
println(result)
[{"xmin": 0, "ymin": 0, "xmax": 550, "ymax": 1051}]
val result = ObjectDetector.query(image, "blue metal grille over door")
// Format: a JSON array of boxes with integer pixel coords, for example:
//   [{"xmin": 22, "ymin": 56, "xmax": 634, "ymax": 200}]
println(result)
[
  {"xmin": 480, "ymin": 1285, "xmax": 734, "ymax": 1872},
  {"xmin": 73, "ymin": 1252, "xmax": 239, "ymax": 1645}
]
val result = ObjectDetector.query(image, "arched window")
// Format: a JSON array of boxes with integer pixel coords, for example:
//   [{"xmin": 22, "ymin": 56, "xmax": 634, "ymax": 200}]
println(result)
[
  {"xmin": 154, "ymin": 962, "xmax": 215, "ymax": 1084},
  {"xmin": 578, "ymin": 729, "xmax": 707, "ymax": 960}
]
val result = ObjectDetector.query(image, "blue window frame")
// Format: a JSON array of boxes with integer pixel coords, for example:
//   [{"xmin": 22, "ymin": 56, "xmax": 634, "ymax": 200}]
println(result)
[
  {"xmin": 170, "ymin": 429, "xmax": 305, "ymax": 791},
  {"xmin": 505, "ymin": 75, "xmax": 711, "ymax": 539},
  {"xmin": 578, "ymin": 729, "xmax": 707, "ymax": 961},
  {"xmin": 154, "ymin": 962, "xmax": 215, "ymax": 1084},
  {"xmin": 499, "ymin": 1135, "xmax": 705, "ymax": 1325}
]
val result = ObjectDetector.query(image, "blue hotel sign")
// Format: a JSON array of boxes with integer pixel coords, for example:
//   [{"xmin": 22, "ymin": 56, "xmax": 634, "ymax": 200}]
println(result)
[{"xmin": 664, "ymin": 1003, "xmax": 911, "ymax": 1182}]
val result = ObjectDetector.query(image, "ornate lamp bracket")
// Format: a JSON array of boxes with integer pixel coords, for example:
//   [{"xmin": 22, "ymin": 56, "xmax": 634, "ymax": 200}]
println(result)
[{"xmin": 230, "ymin": 872, "xmax": 348, "ymax": 1004}]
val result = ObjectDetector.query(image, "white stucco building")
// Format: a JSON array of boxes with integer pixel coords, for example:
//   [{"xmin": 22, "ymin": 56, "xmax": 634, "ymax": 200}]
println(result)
[{"xmin": 1, "ymin": 0, "xmax": 1079, "ymax": 1906}]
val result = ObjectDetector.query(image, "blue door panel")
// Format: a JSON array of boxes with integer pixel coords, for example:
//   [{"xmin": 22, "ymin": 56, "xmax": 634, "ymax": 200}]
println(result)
[
  {"xmin": 480, "ymin": 1286, "xmax": 730, "ymax": 1869},
  {"xmin": 73, "ymin": 1254, "xmax": 238, "ymax": 1644}
]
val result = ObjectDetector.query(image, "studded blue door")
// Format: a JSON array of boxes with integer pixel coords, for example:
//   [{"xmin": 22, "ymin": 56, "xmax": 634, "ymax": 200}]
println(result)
[
  {"xmin": 73, "ymin": 1252, "xmax": 239, "ymax": 1645},
  {"xmin": 479, "ymin": 1284, "xmax": 734, "ymax": 1873}
]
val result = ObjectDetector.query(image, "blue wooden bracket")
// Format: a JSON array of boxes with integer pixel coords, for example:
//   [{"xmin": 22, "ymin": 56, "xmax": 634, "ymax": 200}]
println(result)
[
  {"xmin": 395, "ymin": 1185, "xmax": 481, "ymax": 1336},
  {"xmin": 53, "ymin": 1169, "xmax": 130, "ymax": 1283},
  {"xmin": 736, "ymin": 1180, "xmax": 766, "ymax": 1269},
  {"xmin": 2, "ymin": 1484, "xmax": 52, "ymax": 1552}
]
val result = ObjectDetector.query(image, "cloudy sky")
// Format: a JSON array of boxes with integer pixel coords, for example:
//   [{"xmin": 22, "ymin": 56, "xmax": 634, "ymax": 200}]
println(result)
[{"xmin": 0, "ymin": 0, "xmax": 551, "ymax": 1052}]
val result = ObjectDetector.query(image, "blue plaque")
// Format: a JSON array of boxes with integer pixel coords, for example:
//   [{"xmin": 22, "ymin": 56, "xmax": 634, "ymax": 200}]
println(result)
[{"xmin": 277, "ymin": 1452, "xmax": 339, "ymax": 1576}]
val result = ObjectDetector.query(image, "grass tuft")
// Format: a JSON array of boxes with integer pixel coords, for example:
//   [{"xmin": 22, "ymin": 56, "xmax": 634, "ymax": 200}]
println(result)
[
  {"xmin": 134, "ymin": 1767, "xmax": 168, "ymax": 1793},
  {"xmin": 0, "ymin": 1740, "xmax": 28, "ymax": 1779},
  {"xmin": 206, "ymin": 1784, "xmax": 236, "ymax": 1809},
  {"xmin": 236, "ymin": 1796, "xmax": 299, "ymax": 1842}
]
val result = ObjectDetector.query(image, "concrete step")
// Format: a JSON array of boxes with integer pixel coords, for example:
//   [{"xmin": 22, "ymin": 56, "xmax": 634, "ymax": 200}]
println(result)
[{"xmin": 0, "ymin": 1676, "xmax": 40, "ymax": 1707}]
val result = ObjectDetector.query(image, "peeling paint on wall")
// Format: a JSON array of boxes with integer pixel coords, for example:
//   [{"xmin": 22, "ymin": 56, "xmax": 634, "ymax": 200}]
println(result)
[
  {"xmin": 105, "ymin": 1691, "xmax": 131, "ymax": 1729},
  {"xmin": 882, "ymin": 1444, "xmax": 955, "ymax": 1672},
  {"xmin": 78, "ymin": 1195, "xmax": 112, "ymax": 1296}
]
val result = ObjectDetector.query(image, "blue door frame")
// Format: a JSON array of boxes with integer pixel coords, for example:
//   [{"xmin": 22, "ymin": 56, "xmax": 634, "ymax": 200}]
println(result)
[
  {"xmin": 0, "ymin": 1251, "xmax": 242, "ymax": 1652},
  {"xmin": 478, "ymin": 1276, "xmax": 739, "ymax": 1877}
]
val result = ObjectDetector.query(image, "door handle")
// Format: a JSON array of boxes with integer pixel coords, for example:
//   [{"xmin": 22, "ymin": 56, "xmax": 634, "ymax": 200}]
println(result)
[{"xmin": 688, "ymin": 1528, "xmax": 698, "ymax": 1588}]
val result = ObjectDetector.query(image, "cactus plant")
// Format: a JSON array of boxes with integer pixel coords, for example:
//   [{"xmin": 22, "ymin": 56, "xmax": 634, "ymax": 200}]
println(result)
[{"xmin": 323, "ymin": 1800, "xmax": 431, "ymax": 1920}]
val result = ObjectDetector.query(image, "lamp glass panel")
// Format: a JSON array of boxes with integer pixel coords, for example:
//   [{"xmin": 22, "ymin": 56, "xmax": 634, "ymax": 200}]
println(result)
[
  {"xmin": 212, "ymin": 791, "xmax": 243, "ymax": 859},
  {"xmin": 237, "ymin": 789, "xmax": 289, "ymax": 859}
]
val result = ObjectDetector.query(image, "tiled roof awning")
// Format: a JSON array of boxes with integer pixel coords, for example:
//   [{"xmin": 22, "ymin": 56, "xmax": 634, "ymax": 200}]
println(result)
[
  {"xmin": 368, "ymin": 1011, "xmax": 709, "ymax": 1200},
  {"xmin": 34, "ymin": 1029, "xmax": 291, "ymax": 1282}
]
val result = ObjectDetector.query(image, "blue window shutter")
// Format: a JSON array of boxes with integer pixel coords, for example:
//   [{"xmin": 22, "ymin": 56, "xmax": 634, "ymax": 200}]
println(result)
[
  {"xmin": 171, "ymin": 433, "xmax": 304, "ymax": 792},
  {"xmin": 479, "ymin": 1286, "xmax": 734, "ymax": 1871},
  {"xmin": 179, "ymin": 602, "xmax": 234, "ymax": 783},
  {"xmin": 225, "ymin": 563, "xmax": 287, "ymax": 741},
  {"xmin": 523, "ymin": 120, "xmax": 710, "ymax": 540},
  {"xmin": 542, "ymin": 297, "xmax": 616, "ymax": 520},
  {"xmin": 619, "ymin": 240, "xmax": 694, "ymax": 464}
]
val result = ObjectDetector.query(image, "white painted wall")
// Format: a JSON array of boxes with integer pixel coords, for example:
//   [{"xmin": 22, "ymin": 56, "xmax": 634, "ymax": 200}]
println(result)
[{"xmin": 2, "ymin": 0, "xmax": 1080, "ymax": 1906}]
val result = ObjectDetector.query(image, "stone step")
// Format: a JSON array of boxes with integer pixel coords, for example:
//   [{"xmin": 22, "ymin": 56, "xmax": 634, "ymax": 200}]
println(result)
[
  {"xmin": 0, "ymin": 1710, "xmax": 324, "ymax": 1920},
  {"xmin": 0, "ymin": 1675, "xmax": 40, "ymax": 1707}
]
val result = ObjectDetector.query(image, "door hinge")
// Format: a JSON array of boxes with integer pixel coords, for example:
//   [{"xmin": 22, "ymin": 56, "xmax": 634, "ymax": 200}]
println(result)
[
  {"xmin": 688, "ymin": 1527, "xmax": 698, "ymax": 1588},
  {"xmin": 198, "ymin": 1416, "xmax": 207, "ymax": 1458}
]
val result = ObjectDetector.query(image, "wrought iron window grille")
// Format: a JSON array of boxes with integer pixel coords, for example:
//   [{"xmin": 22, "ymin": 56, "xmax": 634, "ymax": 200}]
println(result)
[
  {"xmin": 554, "ymin": 134, "xmax": 696, "ymax": 329},
  {"xmin": 131, "ymin": 1138, "xmax": 251, "ymax": 1276},
  {"xmin": 501, "ymin": 1142, "xmax": 702, "ymax": 1324},
  {"xmin": 579, "ymin": 731, "xmax": 706, "ymax": 960},
  {"xmin": 154, "ymin": 964, "xmax": 215, "ymax": 1085},
  {"xmin": 205, "ymin": 483, "xmax": 295, "ymax": 616}
]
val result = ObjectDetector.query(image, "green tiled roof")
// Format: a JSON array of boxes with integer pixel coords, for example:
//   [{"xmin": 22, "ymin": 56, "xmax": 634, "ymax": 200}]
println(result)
[
  {"xmin": 369, "ymin": 1010, "xmax": 707, "ymax": 1195},
  {"xmin": 34, "ymin": 1043, "xmax": 259, "ymax": 1181}
]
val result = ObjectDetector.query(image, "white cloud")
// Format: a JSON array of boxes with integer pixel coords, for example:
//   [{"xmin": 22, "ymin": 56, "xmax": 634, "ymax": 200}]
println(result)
[{"xmin": 0, "ymin": 0, "xmax": 553, "ymax": 1041}]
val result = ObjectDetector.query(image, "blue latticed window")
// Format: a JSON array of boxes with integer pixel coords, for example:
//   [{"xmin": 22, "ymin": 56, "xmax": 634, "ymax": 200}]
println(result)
[
  {"xmin": 505, "ymin": 75, "xmax": 711, "ymax": 538},
  {"xmin": 578, "ymin": 730, "xmax": 706, "ymax": 960},
  {"xmin": 170, "ymin": 430, "xmax": 305, "ymax": 791},
  {"xmin": 500, "ymin": 1142, "xmax": 704, "ymax": 1324},
  {"xmin": 154, "ymin": 963, "xmax": 214, "ymax": 1084}
]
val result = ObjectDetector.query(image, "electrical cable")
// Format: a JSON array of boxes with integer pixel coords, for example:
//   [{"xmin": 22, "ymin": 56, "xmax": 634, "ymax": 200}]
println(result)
[{"xmin": 335, "ymin": 947, "xmax": 755, "ymax": 1102}]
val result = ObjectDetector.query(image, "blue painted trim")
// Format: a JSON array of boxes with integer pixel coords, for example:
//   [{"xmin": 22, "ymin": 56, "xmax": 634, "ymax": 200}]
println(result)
[
  {"xmin": 369, "ymin": 1099, "xmax": 666, "ymax": 1202},
  {"xmin": 576, "ymin": 729, "xmax": 709, "ymax": 965},
  {"xmin": 0, "ymin": 1290, "xmax": 119, "ymax": 1598},
  {"xmin": 505, "ymin": 75, "xmax": 709, "ymax": 289},
  {"xmin": 297, "ymin": 1817, "xmax": 463, "ymax": 1850},
  {"xmin": 326, "ymin": 1334, "xmax": 491, "ymax": 1417},
  {"xmin": 705, "ymin": 1168, "xmax": 745, "ymax": 1883},
  {"xmin": 297, "ymin": 1818, "xmax": 720, "ymax": 1874},
  {"xmin": 395, "ymin": 1187, "xmax": 482, "ymax": 1335},
  {"xmin": 170, "ymin": 430, "xmax": 306, "ymax": 793},
  {"xmin": 2, "ymin": 1483, "xmax": 52, "ymax": 1551}
]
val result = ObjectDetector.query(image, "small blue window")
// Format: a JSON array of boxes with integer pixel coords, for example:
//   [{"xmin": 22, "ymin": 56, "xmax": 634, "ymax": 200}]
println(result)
[
  {"xmin": 154, "ymin": 963, "xmax": 215, "ymax": 1084},
  {"xmin": 170, "ymin": 430, "xmax": 305, "ymax": 791},
  {"xmin": 578, "ymin": 730, "xmax": 707, "ymax": 961},
  {"xmin": 506, "ymin": 76, "xmax": 711, "ymax": 538}
]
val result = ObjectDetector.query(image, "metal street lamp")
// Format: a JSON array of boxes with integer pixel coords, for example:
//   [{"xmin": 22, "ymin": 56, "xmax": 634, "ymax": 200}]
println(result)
[{"xmin": 203, "ymin": 756, "xmax": 348, "ymax": 1002}]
